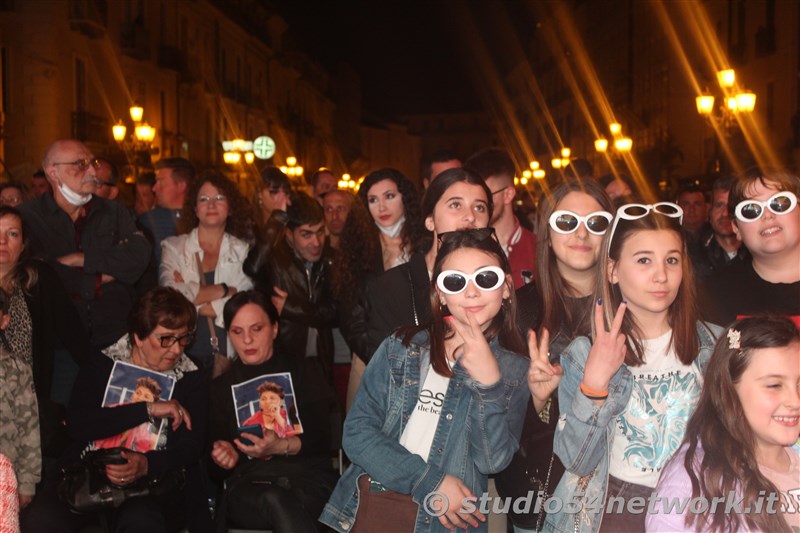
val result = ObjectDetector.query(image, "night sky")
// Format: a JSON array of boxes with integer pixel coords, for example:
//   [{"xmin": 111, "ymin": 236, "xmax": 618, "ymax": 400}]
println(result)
[{"xmin": 272, "ymin": 0, "xmax": 519, "ymax": 118}]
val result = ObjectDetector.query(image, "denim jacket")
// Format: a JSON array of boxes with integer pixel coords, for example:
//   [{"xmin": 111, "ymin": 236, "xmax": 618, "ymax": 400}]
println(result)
[
  {"xmin": 544, "ymin": 321, "xmax": 721, "ymax": 533},
  {"xmin": 320, "ymin": 331, "xmax": 530, "ymax": 532}
]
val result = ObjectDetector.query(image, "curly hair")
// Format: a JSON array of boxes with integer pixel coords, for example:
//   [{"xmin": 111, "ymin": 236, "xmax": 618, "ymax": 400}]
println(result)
[
  {"xmin": 332, "ymin": 169, "xmax": 425, "ymax": 302},
  {"xmin": 177, "ymin": 170, "xmax": 255, "ymax": 242},
  {"xmin": 331, "ymin": 198, "xmax": 381, "ymax": 301},
  {"xmin": 357, "ymin": 168, "xmax": 426, "ymax": 256}
]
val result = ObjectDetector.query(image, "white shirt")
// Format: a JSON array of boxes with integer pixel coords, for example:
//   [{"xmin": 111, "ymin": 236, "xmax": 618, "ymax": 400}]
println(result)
[
  {"xmin": 399, "ymin": 363, "xmax": 450, "ymax": 462},
  {"xmin": 609, "ymin": 330, "xmax": 703, "ymax": 488}
]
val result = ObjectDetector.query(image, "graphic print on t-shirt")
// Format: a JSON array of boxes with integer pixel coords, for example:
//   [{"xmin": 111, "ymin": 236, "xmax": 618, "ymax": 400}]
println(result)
[
  {"xmin": 399, "ymin": 365, "xmax": 450, "ymax": 462},
  {"xmin": 609, "ymin": 331, "xmax": 703, "ymax": 488}
]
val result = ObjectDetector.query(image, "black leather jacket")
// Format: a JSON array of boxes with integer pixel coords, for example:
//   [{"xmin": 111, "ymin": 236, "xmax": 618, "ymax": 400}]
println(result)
[{"xmin": 244, "ymin": 233, "xmax": 337, "ymax": 380}]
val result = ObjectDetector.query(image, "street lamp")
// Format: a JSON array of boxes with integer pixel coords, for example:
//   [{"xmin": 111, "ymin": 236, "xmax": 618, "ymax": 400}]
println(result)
[
  {"xmin": 112, "ymin": 105, "xmax": 157, "ymax": 181},
  {"xmin": 695, "ymin": 68, "xmax": 756, "ymax": 128},
  {"xmin": 695, "ymin": 68, "xmax": 756, "ymax": 174},
  {"xmin": 280, "ymin": 157, "xmax": 304, "ymax": 182},
  {"xmin": 596, "ymin": 123, "xmax": 633, "ymax": 154},
  {"xmin": 222, "ymin": 138, "xmax": 255, "ymax": 167}
]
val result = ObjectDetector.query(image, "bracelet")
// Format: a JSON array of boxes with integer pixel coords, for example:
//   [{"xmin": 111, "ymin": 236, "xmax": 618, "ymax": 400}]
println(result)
[
  {"xmin": 580, "ymin": 382, "xmax": 609, "ymax": 400},
  {"xmin": 220, "ymin": 283, "xmax": 230, "ymax": 298},
  {"xmin": 283, "ymin": 439, "xmax": 290, "ymax": 457}
]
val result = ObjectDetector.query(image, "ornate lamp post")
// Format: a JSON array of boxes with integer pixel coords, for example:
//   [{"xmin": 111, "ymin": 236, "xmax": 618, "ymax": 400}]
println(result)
[
  {"xmin": 112, "ymin": 105, "xmax": 157, "ymax": 181},
  {"xmin": 695, "ymin": 68, "xmax": 756, "ymax": 174}
]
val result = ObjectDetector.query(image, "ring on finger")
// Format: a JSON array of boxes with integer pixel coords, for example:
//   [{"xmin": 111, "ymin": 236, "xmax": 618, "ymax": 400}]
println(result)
[{"xmin": 178, "ymin": 409, "xmax": 184, "ymax": 417}]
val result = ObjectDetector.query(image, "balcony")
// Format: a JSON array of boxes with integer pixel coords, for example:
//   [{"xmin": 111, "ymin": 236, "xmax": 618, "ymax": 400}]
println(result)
[
  {"xmin": 120, "ymin": 22, "xmax": 150, "ymax": 61},
  {"xmin": 69, "ymin": 0, "xmax": 107, "ymax": 39},
  {"xmin": 158, "ymin": 45, "xmax": 185, "ymax": 72},
  {"xmin": 72, "ymin": 111, "xmax": 109, "ymax": 145}
]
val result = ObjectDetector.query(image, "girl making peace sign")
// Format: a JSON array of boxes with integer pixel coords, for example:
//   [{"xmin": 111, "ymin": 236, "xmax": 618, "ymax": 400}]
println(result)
[
  {"xmin": 321, "ymin": 229, "xmax": 530, "ymax": 532},
  {"xmin": 544, "ymin": 203, "xmax": 722, "ymax": 532}
]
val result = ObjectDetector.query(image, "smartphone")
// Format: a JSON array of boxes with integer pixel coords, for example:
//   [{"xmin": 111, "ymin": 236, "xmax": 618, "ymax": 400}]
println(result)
[{"xmin": 237, "ymin": 424, "xmax": 264, "ymax": 445}]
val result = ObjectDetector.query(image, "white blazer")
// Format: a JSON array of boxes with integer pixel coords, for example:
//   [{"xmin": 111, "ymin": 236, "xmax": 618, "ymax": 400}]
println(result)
[{"xmin": 160, "ymin": 228, "xmax": 253, "ymax": 330}]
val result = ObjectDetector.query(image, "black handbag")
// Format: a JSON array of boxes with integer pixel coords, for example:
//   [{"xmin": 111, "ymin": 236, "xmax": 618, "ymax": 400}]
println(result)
[
  {"xmin": 59, "ymin": 447, "xmax": 185, "ymax": 513},
  {"xmin": 495, "ymin": 397, "xmax": 566, "ymax": 531}
]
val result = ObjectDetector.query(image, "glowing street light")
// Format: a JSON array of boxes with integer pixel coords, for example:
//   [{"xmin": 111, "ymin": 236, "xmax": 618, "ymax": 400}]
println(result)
[
  {"xmin": 529, "ymin": 161, "xmax": 540, "ymax": 170},
  {"xmin": 614, "ymin": 137, "xmax": 633, "ymax": 152},
  {"xmin": 533, "ymin": 169, "xmax": 546, "ymax": 179},
  {"xmin": 717, "ymin": 69, "xmax": 735, "ymax": 89},
  {"xmin": 560, "ymin": 147, "xmax": 571, "ymax": 158},
  {"xmin": 129, "ymin": 105, "xmax": 144, "ymax": 123},
  {"xmin": 594, "ymin": 138, "xmax": 609, "ymax": 153},
  {"xmin": 609, "ymin": 123, "xmax": 622, "ymax": 135}
]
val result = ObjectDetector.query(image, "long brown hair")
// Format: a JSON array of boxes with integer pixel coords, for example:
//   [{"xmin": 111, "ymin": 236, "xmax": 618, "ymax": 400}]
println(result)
[
  {"xmin": 596, "ymin": 208, "xmax": 701, "ymax": 365},
  {"xmin": 402, "ymin": 229, "xmax": 526, "ymax": 377},
  {"xmin": 536, "ymin": 179, "xmax": 613, "ymax": 338},
  {"xmin": 678, "ymin": 316, "xmax": 799, "ymax": 533},
  {"xmin": 331, "ymin": 197, "xmax": 381, "ymax": 302}
]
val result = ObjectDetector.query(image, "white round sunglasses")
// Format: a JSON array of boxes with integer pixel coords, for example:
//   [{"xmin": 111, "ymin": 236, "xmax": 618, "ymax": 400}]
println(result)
[
  {"xmin": 548, "ymin": 210, "xmax": 613, "ymax": 235},
  {"xmin": 734, "ymin": 191, "xmax": 797, "ymax": 223},
  {"xmin": 436, "ymin": 266, "xmax": 506, "ymax": 295}
]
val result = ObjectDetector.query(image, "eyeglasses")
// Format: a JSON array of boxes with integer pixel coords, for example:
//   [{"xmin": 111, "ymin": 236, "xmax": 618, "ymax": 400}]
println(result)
[
  {"xmin": 734, "ymin": 191, "xmax": 797, "ymax": 223},
  {"xmin": 154, "ymin": 332, "xmax": 195, "ymax": 348},
  {"xmin": 198, "ymin": 194, "xmax": 227, "ymax": 204},
  {"xmin": 548, "ymin": 210, "xmax": 613, "ymax": 236},
  {"xmin": 52, "ymin": 158, "xmax": 101, "ymax": 172},
  {"xmin": 608, "ymin": 202, "xmax": 684, "ymax": 247},
  {"xmin": 437, "ymin": 227, "xmax": 497, "ymax": 244},
  {"xmin": 437, "ymin": 265, "xmax": 506, "ymax": 295},
  {"xmin": 490, "ymin": 186, "xmax": 510, "ymax": 196}
]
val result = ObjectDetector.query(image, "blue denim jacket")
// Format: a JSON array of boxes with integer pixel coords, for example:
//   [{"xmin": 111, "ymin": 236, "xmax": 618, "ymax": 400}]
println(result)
[
  {"xmin": 544, "ymin": 322, "xmax": 721, "ymax": 533},
  {"xmin": 320, "ymin": 331, "xmax": 530, "ymax": 532}
]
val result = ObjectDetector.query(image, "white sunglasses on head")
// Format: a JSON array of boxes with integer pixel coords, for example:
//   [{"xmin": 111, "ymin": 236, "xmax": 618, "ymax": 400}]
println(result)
[
  {"xmin": 436, "ymin": 266, "xmax": 505, "ymax": 295},
  {"xmin": 734, "ymin": 191, "xmax": 797, "ymax": 223},
  {"xmin": 548, "ymin": 210, "xmax": 613, "ymax": 235},
  {"xmin": 608, "ymin": 202, "xmax": 684, "ymax": 246}
]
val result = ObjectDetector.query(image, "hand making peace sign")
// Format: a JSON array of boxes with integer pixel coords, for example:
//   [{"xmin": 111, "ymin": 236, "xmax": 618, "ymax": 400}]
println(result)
[
  {"xmin": 445, "ymin": 312, "xmax": 501, "ymax": 386},
  {"xmin": 582, "ymin": 299, "xmax": 628, "ymax": 395},
  {"xmin": 526, "ymin": 328, "xmax": 563, "ymax": 413}
]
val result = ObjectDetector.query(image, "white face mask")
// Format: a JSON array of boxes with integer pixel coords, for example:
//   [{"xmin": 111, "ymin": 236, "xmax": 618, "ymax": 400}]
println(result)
[
  {"xmin": 57, "ymin": 181, "xmax": 92, "ymax": 206},
  {"xmin": 376, "ymin": 215, "xmax": 405, "ymax": 239}
]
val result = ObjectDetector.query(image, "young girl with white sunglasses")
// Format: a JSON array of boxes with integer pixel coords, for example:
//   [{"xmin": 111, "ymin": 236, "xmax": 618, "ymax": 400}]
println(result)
[
  {"xmin": 646, "ymin": 315, "xmax": 800, "ymax": 533},
  {"xmin": 497, "ymin": 179, "xmax": 614, "ymax": 532},
  {"xmin": 705, "ymin": 168, "xmax": 800, "ymax": 326},
  {"xmin": 321, "ymin": 229, "xmax": 530, "ymax": 532},
  {"xmin": 544, "ymin": 202, "xmax": 722, "ymax": 533}
]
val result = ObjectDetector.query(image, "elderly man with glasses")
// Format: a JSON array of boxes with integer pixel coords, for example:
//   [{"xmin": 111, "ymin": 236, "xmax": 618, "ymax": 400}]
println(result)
[{"xmin": 17, "ymin": 139, "xmax": 151, "ymax": 402}]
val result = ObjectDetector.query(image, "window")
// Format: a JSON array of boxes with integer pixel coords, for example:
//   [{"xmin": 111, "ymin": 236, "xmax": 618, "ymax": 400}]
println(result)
[{"xmin": 75, "ymin": 57, "xmax": 86, "ymax": 112}]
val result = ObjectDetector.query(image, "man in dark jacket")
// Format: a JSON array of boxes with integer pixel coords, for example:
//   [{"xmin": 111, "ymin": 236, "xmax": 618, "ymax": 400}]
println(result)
[
  {"xmin": 244, "ymin": 192, "xmax": 337, "ymax": 381},
  {"xmin": 19, "ymin": 139, "xmax": 152, "ymax": 349},
  {"xmin": 18, "ymin": 139, "xmax": 151, "ymax": 411}
]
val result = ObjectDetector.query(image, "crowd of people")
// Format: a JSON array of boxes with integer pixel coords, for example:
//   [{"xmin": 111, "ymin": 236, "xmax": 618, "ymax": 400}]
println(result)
[{"xmin": 0, "ymin": 136, "xmax": 798, "ymax": 533}]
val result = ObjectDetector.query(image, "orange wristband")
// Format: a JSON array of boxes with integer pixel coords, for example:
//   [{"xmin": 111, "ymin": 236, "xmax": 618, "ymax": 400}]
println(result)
[{"xmin": 580, "ymin": 382, "xmax": 609, "ymax": 399}]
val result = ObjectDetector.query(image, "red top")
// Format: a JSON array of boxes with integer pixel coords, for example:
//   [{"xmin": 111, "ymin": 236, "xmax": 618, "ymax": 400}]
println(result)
[{"xmin": 506, "ymin": 218, "xmax": 537, "ymax": 289}]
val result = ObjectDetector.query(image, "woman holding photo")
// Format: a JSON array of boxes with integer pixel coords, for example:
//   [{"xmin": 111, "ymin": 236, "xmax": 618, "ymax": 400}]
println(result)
[
  {"xmin": 60, "ymin": 287, "xmax": 210, "ymax": 532},
  {"xmin": 208, "ymin": 290, "xmax": 337, "ymax": 533}
]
